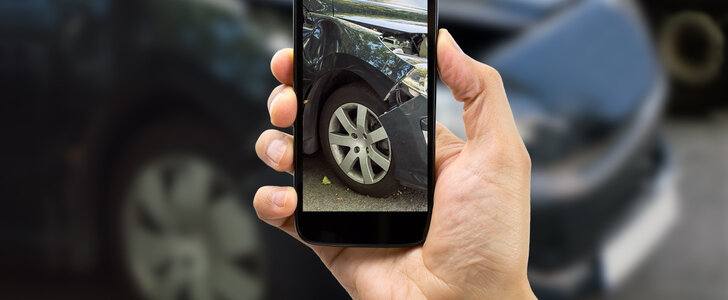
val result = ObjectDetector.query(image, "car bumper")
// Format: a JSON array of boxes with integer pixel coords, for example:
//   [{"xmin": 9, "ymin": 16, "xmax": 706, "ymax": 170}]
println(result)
[
  {"xmin": 528, "ymin": 143, "xmax": 679, "ymax": 297},
  {"xmin": 378, "ymin": 95, "xmax": 428, "ymax": 190}
]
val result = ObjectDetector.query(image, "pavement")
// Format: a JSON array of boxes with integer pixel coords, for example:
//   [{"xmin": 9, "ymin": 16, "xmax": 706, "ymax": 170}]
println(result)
[
  {"xmin": 301, "ymin": 151, "xmax": 428, "ymax": 212},
  {"xmin": 596, "ymin": 113, "xmax": 728, "ymax": 300}
]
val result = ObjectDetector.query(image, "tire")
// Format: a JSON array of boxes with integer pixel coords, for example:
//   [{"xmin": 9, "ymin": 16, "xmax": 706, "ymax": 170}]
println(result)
[
  {"xmin": 107, "ymin": 115, "xmax": 267, "ymax": 300},
  {"xmin": 318, "ymin": 83, "xmax": 399, "ymax": 197}
]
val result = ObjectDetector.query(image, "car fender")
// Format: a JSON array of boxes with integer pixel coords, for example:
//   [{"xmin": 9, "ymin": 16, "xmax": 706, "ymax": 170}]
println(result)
[{"xmin": 302, "ymin": 53, "xmax": 396, "ymax": 154}]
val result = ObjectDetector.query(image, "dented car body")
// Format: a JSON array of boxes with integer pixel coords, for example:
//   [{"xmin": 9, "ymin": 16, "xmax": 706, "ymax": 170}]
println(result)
[{"xmin": 301, "ymin": 0, "xmax": 429, "ymax": 191}]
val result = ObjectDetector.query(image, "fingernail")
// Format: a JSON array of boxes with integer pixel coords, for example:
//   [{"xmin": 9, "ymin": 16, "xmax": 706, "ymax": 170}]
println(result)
[
  {"xmin": 269, "ymin": 90, "xmax": 283, "ymax": 114},
  {"xmin": 266, "ymin": 139, "xmax": 286, "ymax": 166},
  {"xmin": 445, "ymin": 29, "xmax": 463, "ymax": 54},
  {"xmin": 272, "ymin": 190, "xmax": 287, "ymax": 208}
]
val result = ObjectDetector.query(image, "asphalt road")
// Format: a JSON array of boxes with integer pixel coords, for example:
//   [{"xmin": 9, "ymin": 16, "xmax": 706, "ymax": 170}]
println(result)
[
  {"xmin": 301, "ymin": 151, "xmax": 428, "ymax": 212},
  {"xmin": 596, "ymin": 113, "xmax": 728, "ymax": 300}
]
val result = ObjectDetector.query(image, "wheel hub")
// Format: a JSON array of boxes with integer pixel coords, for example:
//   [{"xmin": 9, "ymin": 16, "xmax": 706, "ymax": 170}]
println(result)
[{"xmin": 327, "ymin": 103, "xmax": 392, "ymax": 185}]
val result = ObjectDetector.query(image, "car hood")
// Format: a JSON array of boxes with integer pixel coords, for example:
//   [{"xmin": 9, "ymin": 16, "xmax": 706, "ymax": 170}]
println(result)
[
  {"xmin": 339, "ymin": 16, "xmax": 427, "ymax": 34},
  {"xmin": 397, "ymin": 53, "xmax": 427, "ymax": 67},
  {"xmin": 333, "ymin": 0, "xmax": 427, "ymax": 34}
]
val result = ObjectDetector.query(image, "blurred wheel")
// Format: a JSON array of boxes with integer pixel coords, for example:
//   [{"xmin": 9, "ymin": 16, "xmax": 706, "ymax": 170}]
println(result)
[
  {"xmin": 654, "ymin": 9, "xmax": 728, "ymax": 114},
  {"xmin": 109, "ymin": 116, "xmax": 266, "ymax": 300},
  {"xmin": 659, "ymin": 11, "xmax": 724, "ymax": 86},
  {"xmin": 123, "ymin": 156, "xmax": 263, "ymax": 300}
]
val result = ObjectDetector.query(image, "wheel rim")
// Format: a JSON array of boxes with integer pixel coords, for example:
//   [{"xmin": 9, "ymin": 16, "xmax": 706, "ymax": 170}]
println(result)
[
  {"xmin": 327, "ymin": 102, "xmax": 391, "ymax": 184},
  {"xmin": 122, "ymin": 155, "xmax": 264, "ymax": 300}
]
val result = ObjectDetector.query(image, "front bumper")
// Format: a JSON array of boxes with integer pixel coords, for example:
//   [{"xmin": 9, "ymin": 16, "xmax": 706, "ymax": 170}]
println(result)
[
  {"xmin": 378, "ymin": 96, "xmax": 428, "ymax": 190},
  {"xmin": 528, "ymin": 142, "xmax": 679, "ymax": 298}
]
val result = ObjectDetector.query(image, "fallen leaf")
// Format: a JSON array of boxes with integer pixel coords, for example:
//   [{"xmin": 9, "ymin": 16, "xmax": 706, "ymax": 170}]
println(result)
[
  {"xmin": 322, "ymin": 176, "xmax": 332, "ymax": 185},
  {"xmin": 336, "ymin": 197, "xmax": 343, "ymax": 201}
]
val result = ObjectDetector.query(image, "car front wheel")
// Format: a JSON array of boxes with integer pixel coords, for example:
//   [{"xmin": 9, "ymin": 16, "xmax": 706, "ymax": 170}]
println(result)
[{"xmin": 318, "ymin": 83, "xmax": 400, "ymax": 196}]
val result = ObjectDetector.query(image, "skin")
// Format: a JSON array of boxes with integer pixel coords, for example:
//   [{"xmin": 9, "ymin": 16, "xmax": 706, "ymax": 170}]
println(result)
[{"xmin": 254, "ymin": 29, "xmax": 536, "ymax": 299}]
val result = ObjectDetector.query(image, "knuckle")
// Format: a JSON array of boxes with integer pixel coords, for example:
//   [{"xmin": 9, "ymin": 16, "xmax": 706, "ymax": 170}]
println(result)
[
  {"xmin": 461, "ymin": 63, "xmax": 502, "ymax": 103},
  {"xmin": 479, "ymin": 63, "xmax": 502, "ymax": 83},
  {"xmin": 474, "ymin": 64, "xmax": 502, "ymax": 98}
]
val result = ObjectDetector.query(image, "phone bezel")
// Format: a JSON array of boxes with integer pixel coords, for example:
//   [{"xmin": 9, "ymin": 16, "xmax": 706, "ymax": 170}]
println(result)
[{"xmin": 294, "ymin": 0, "xmax": 437, "ymax": 246}]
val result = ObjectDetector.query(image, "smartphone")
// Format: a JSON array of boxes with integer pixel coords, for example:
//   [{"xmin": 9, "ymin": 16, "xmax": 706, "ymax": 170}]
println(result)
[{"xmin": 294, "ymin": 0, "xmax": 436, "ymax": 246}]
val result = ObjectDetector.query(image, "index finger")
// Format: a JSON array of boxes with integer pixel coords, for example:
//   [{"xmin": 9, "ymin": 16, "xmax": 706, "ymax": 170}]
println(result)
[{"xmin": 271, "ymin": 48, "xmax": 294, "ymax": 86}]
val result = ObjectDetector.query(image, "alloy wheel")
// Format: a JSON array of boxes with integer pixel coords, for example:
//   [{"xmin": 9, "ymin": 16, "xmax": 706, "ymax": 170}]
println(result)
[
  {"xmin": 327, "ymin": 103, "xmax": 391, "ymax": 184},
  {"xmin": 122, "ymin": 155, "xmax": 264, "ymax": 300}
]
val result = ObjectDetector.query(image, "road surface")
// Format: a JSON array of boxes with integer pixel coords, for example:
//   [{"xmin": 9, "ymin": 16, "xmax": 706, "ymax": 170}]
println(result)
[{"xmin": 301, "ymin": 152, "xmax": 428, "ymax": 212}]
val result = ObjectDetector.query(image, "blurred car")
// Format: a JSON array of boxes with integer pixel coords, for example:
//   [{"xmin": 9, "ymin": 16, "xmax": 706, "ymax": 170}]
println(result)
[
  {"xmin": 301, "ymin": 0, "xmax": 429, "ymax": 196},
  {"xmin": 0, "ymin": 0, "xmax": 678, "ymax": 299},
  {"xmin": 437, "ymin": 0, "xmax": 679, "ymax": 298},
  {"xmin": 0, "ymin": 0, "xmax": 347, "ymax": 299}
]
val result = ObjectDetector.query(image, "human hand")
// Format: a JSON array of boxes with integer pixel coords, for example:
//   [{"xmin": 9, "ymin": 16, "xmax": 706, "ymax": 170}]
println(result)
[{"xmin": 254, "ymin": 29, "xmax": 535, "ymax": 299}]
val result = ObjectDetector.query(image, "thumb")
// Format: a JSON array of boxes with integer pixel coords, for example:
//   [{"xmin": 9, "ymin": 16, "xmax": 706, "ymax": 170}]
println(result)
[
  {"xmin": 435, "ymin": 122, "xmax": 465, "ymax": 179},
  {"xmin": 437, "ymin": 29, "xmax": 517, "ymax": 143}
]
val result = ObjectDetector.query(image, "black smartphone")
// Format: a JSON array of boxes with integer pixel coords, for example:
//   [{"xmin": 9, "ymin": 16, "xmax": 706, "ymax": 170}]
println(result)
[{"xmin": 294, "ymin": 0, "xmax": 436, "ymax": 246}]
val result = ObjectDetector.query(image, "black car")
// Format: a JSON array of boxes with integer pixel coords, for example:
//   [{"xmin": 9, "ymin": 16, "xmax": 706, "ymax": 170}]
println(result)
[
  {"xmin": 0, "ymin": 0, "xmax": 347, "ymax": 299},
  {"xmin": 301, "ymin": 0, "xmax": 429, "ymax": 196}
]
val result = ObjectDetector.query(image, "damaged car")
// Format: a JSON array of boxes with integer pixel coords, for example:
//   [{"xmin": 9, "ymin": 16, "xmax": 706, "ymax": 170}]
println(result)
[{"xmin": 301, "ymin": 0, "xmax": 429, "ymax": 196}]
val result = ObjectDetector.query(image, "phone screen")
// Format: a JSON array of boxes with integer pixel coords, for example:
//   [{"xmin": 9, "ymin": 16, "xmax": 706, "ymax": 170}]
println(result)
[{"xmin": 297, "ymin": 0, "xmax": 431, "ymax": 213}]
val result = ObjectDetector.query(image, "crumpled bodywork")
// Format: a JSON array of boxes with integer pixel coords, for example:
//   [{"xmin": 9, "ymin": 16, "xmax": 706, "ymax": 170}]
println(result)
[{"xmin": 301, "ymin": 0, "xmax": 429, "ymax": 164}]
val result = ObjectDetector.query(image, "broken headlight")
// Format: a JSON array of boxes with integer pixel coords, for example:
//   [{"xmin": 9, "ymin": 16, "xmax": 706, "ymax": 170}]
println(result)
[
  {"xmin": 386, "ymin": 64, "xmax": 428, "ymax": 105},
  {"xmin": 401, "ymin": 64, "xmax": 428, "ymax": 97},
  {"xmin": 381, "ymin": 34, "xmax": 427, "ymax": 57}
]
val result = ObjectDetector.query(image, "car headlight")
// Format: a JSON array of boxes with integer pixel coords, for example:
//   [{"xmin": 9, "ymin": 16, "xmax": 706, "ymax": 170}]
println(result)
[
  {"xmin": 401, "ymin": 64, "xmax": 428, "ymax": 97},
  {"xmin": 380, "ymin": 34, "xmax": 427, "ymax": 57}
]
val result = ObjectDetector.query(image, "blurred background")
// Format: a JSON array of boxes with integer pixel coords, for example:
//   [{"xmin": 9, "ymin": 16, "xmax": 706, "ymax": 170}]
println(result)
[{"xmin": 0, "ymin": 0, "xmax": 725, "ymax": 299}]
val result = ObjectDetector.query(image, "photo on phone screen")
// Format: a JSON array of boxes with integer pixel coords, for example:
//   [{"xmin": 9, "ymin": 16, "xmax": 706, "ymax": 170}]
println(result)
[{"xmin": 299, "ymin": 0, "xmax": 429, "ymax": 212}]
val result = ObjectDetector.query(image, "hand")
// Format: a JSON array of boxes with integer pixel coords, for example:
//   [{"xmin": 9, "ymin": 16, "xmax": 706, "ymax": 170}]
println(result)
[{"xmin": 254, "ymin": 29, "xmax": 535, "ymax": 299}]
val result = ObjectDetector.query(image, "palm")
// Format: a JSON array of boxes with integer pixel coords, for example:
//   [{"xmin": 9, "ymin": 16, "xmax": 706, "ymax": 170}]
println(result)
[
  {"xmin": 319, "ymin": 246, "xmax": 426, "ymax": 298},
  {"xmin": 315, "ymin": 126, "xmax": 530, "ymax": 298}
]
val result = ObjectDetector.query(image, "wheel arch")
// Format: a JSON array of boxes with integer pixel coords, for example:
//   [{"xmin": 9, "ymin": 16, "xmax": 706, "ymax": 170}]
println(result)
[{"xmin": 302, "ymin": 56, "xmax": 394, "ymax": 154}]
